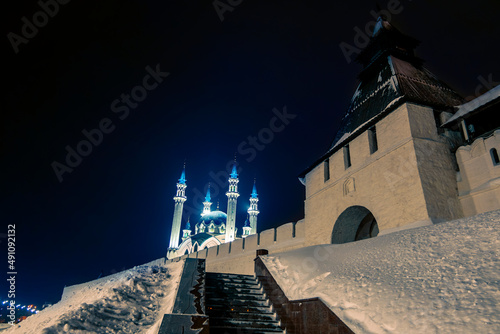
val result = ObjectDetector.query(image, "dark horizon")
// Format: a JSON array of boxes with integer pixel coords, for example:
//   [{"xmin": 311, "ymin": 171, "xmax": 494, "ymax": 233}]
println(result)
[{"xmin": 2, "ymin": 0, "xmax": 499, "ymax": 307}]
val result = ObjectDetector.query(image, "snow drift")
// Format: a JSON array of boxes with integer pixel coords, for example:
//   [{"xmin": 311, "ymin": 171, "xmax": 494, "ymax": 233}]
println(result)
[
  {"xmin": 5, "ymin": 259, "xmax": 184, "ymax": 334},
  {"xmin": 262, "ymin": 210, "xmax": 500, "ymax": 334}
]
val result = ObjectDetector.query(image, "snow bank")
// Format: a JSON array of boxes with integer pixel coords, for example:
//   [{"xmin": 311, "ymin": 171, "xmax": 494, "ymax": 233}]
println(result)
[
  {"xmin": 262, "ymin": 210, "xmax": 500, "ymax": 334},
  {"xmin": 5, "ymin": 259, "xmax": 184, "ymax": 334}
]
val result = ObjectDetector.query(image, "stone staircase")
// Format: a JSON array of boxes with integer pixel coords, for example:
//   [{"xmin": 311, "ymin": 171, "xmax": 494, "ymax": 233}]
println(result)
[{"xmin": 205, "ymin": 272, "xmax": 285, "ymax": 334}]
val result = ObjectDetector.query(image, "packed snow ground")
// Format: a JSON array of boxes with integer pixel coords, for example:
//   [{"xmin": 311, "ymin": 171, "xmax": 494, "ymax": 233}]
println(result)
[
  {"xmin": 263, "ymin": 210, "xmax": 500, "ymax": 334},
  {"xmin": 5, "ymin": 259, "xmax": 184, "ymax": 334}
]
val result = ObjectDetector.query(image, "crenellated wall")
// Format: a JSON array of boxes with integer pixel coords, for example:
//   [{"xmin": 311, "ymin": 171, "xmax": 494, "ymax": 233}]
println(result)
[{"xmin": 171, "ymin": 220, "xmax": 306, "ymax": 275}]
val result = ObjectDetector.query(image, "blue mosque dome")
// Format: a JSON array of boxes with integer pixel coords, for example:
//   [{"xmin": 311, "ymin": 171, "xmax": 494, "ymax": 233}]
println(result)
[{"xmin": 198, "ymin": 210, "xmax": 227, "ymax": 226}]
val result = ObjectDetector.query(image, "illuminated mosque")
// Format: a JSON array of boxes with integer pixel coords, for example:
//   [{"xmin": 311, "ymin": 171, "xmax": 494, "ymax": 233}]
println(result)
[{"xmin": 166, "ymin": 164, "xmax": 259, "ymax": 259}]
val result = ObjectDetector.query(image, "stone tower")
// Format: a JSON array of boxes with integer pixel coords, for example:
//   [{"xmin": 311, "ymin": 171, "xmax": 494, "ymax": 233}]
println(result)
[
  {"xmin": 168, "ymin": 168, "xmax": 187, "ymax": 254},
  {"xmin": 225, "ymin": 163, "xmax": 239, "ymax": 242},
  {"xmin": 247, "ymin": 181, "xmax": 259, "ymax": 235},
  {"xmin": 299, "ymin": 17, "xmax": 464, "ymax": 246}
]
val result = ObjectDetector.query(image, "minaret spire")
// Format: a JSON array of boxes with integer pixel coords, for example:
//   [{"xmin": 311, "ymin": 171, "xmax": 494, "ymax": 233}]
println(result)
[
  {"xmin": 182, "ymin": 217, "xmax": 192, "ymax": 242},
  {"xmin": 242, "ymin": 214, "xmax": 251, "ymax": 237},
  {"xmin": 248, "ymin": 179, "xmax": 259, "ymax": 235},
  {"xmin": 225, "ymin": 161, "xmax": 240, "ymax": 242},
  {"xmin": 168, "ymin": 166, "xmax": 187, "ymax": 258},
  {"xmin": 202, "ymin": 183, "xmax": 212, "ymax": 216}
]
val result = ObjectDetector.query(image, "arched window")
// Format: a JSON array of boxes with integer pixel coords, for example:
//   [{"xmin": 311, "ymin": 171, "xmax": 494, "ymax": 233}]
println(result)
[{"xmin": 491, "ymin": 148, "xmax": 500, "ymax": 165}]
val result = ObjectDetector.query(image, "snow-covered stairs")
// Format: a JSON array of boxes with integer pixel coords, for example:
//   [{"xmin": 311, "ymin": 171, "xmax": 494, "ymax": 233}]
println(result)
[{"xmin": 205, "ymin": 272, "xmax": 285, "ymax": 334}]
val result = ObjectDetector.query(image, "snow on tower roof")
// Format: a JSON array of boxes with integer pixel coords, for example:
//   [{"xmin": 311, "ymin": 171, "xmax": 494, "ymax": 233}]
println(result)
[{"xmin": 262, "ymin": 210, "xmax": 500, "ymax": 334}]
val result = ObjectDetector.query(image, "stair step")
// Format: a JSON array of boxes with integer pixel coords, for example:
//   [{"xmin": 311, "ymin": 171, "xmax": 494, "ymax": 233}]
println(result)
[
  {"xmin": 205, "ymin": 311, "xmax": 276, "ymax": 321},
  {"xmin": 209, "ymin": 317, "xmax": 281, "ymax": 328},
  {"xmin": 205, "ymin": 283, "xmax": 263, "ymax": 293},
  {"xmin": 207, "ymin": 273, "xmax": 258, "ymax": 281},
  {"xmin": 208, "ymin": 326, "xmax": 284, "ymax": 334},
  {"xmin": 205, "ymin": 273, "xmax": 283, "ymax": 333},
  {"xmin": 205, "ymin": 279, "xmax": 261, "ymax": 287},
  {"xmin": 206, "ymin": 288, "xmax": 264, "ymax": 297},
  {"xmin": 207, "ymin": 281, "xmax": 262, "ymax": 290},
  {"xmin": 206, "ymin": 304, "xmax": 272, "ymax": 314},
  {"xmin": 206, "ymin": 298, "xmax": 269, "ymax": 308},
  {"xmin": 205, "ymin": 291, "xmax": 267, "ymax": 302},
  {"xmin": 206, "ymin": 272, "xmax": 256, "ymax": 279}
]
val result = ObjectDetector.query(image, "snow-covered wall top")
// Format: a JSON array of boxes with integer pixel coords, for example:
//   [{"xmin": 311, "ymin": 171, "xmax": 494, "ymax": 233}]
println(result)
[{"xmin": 262, "ymin": 210, "xmax": 500, "ymax": 334}]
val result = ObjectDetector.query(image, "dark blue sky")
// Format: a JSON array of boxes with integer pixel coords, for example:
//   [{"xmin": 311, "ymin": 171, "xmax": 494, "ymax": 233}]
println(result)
[{"xmin": 2, "ymin": 0, "xmax": 499, "ymax": 306}]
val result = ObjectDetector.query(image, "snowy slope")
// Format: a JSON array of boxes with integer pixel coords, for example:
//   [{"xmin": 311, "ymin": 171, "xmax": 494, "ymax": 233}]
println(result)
[
  {"xmin": 262, "ymin": 210, "xmax": 500, "ymax": 334},
  {"xmin": 5, "ymin": 259, "xmax": 184, "ymax": 334}
]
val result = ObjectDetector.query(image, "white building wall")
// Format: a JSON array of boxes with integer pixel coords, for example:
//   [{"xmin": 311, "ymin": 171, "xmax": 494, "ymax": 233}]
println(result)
[
  {"xmin": 305, "ymin": 102, "xmax": 474, "ymax": 246},
  {"xmin": 456, "ymin": 130, "xmax": 500, "ymax": 216}
]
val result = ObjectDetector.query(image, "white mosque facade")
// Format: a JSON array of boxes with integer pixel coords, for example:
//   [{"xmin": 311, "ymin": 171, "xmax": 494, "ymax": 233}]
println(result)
[{"xmin": 166, "ymin": 164, "xmax": 258, "ymax": 259}]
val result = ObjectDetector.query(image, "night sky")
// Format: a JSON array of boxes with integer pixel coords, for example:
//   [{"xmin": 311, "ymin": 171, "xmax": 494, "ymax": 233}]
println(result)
[{"xmin": 2, "ymin": 0, "xmax": 499, "ymax": 307}]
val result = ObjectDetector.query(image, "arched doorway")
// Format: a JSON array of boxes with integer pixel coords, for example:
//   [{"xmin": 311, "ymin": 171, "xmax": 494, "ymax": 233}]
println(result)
[{"xmin": 331, "ymin": 206, "xmax": 379, "ymax": 244}]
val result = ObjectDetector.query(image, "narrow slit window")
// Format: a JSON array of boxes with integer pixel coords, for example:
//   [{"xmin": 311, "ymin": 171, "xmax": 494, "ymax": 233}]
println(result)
[
  {"xmin": 324, "ymin": 159, "xmax": 330, "ymax": 182},
  {"xmin": 344, "ymin": 145, "xmax": 351, "ymax": 169},
  {"xmin": 368, "ymin": 126, "xmax": 378, "ymax": 154},
  {"xmin": 491, "ymin": 148, "xmax": 500, "ymax": 165}
]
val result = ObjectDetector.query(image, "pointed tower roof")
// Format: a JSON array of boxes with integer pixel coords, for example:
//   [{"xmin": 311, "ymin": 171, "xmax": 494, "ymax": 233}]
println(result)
[
  {"xmin": 205, "ymin": 184, "xmax": 211, "ymax": 202},
  {"xmin": 178, "ymin": 168, "xmax": 186, "ymax": 184},
  {"xmin": 244, "ymin": 216, "xmax": 251, "ymax": 227},
  {"xmin": 230, "ymin": 163, "xmax": 238, "ymax": 179},
  {"xmin": 299, "ymin": 17, "xmax": 463, "ymax": 179},
  {"xmin": 251, "ymin": 182, "xmax": 258, "ymax": 198},
  {"xmin": 185, "ymin": 218, "xmax": 191, "ymax": 230},
  {"xmin": 330, "ymin": 17, "xmax": 462, "ymax": 149}
]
